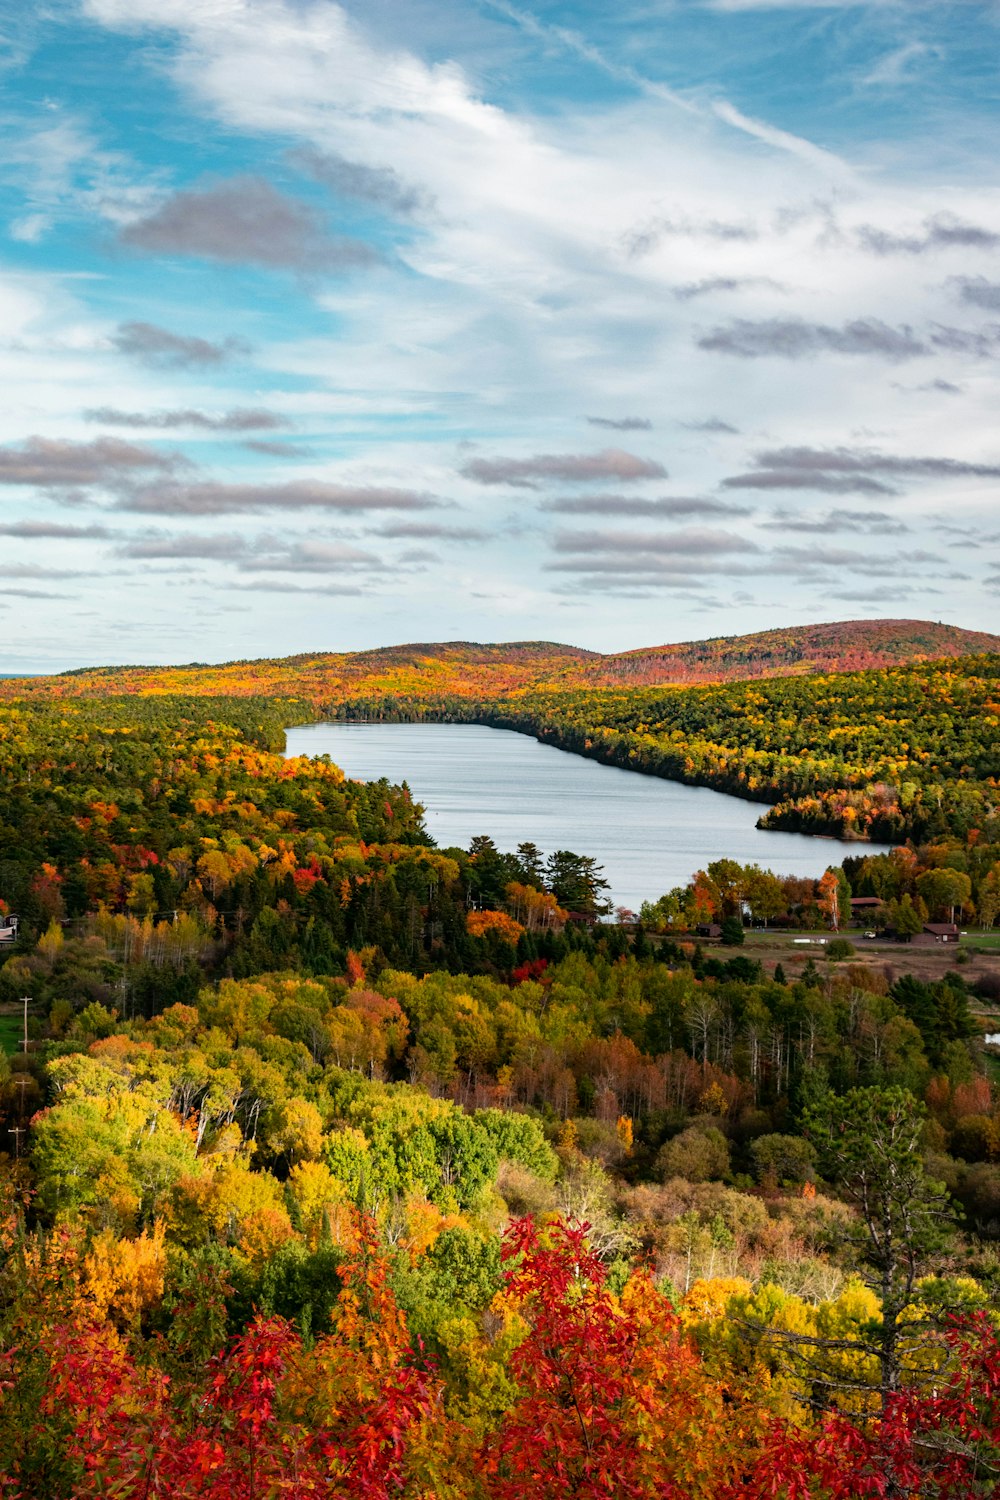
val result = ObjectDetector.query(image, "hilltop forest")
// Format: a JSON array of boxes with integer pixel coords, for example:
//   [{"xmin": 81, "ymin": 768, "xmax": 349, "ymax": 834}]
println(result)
[{"xmin": 2, "ymin": 622, "xmax": 1000, "ymax": 1495}]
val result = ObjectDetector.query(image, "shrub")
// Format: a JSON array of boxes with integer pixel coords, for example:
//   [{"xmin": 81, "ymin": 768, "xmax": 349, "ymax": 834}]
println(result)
[{"xmin": 657, "ymin": 1125, "xmax": 730, "ymax": 1184}]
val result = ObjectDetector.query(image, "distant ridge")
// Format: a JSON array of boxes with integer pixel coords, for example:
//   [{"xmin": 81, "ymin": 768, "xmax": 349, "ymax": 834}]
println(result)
[
  {"xmin": 4, "ymin": 619, "xmax": 998, "ymax": 700},
  {"xmin": 575, "ymin": 618, "xmax": 1000, "ymax": 687}
]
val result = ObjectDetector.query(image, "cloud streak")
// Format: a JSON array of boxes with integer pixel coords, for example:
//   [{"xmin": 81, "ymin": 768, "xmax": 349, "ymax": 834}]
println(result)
[
  {"xmin": 86, "ymin": 406, "xmax": 288, "ymax": 432},
  {"xmin": 725, "ymin": 445, "xmax": 1000, "ymax": 495},
  {"xmin": 0, "ymin": 437, "xmax": 182, "ymax": 488},
  {"xmin": 858, "ymin": 214, "xmax": 1000, "ymax": 256},
  {"xmin": 585, "ymin": 416, "xmax": 652, "ymax": 431},
  {"xmin": 698, "ymin": 317, "xmax": 929, "ymax": 361},
  {"xmin": 540, "ymin": 495, "xmax": 750, "ymax": 518},
  {"xmin": 111, "ymin": 322, "xmax": 248, "ymax": 369},
  {"xmin": 116, "ymin": 479, "xmax": 441, "ymax": 515},
  {"xmin": 461, "ymin": 449, "xmax": 667, "ymax": 487},
  {"xmin": 289, "ymin": 146, "xmax": 429, "ymax": 217}
]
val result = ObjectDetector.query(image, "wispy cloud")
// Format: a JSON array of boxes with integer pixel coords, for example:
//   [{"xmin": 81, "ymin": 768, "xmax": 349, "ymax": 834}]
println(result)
[
  {"xmin": 540, "ymin": 495, "xmax": 749, "ymax": 518},
  {"xmin": 725, "ymin": 445, "xmax": 1000, "ymax": 494},
  {"xmin": 757, "ymin": 507, "xmax": 909, "ymax": 535},
  {"xmin": 585, "ymin": 416, "xmax": 652, "ymax": 431},
  {"xmin": 698, "ymin": 318, "xmax": 929, "ymax": 361},
  {"xmin": 0, "ymin": 436, "xmax": 182, "ymax": 488},
  {"xmin": 85, "ymin": 406, "xmax": 287, "ymax": 431},
  {"xmin": 681, "ymin": 418, "xmax": 740, "ymax": 434},
  {"xmin": 288, "ymin": 146, "xmax": 429, "ymax": 218},
  {"xmin": 461, "ymin": 449, "xmax": 667, "ymax": 487},
  {"xmin": 116, "ymin": 479, "xmax": 441, "ymax": 515},
  {"xmin": 111, "ymin": 321, "xmax": 248, "ymax": 368},
  {"xmin": 947, "ymin": 277, "xmax": 1000, "ymax": 312},
  {"xmin": 674, "ymin": 276, "xmax": 784, "ymax": 300},
  {"xmin": 858, "ymin": 214, "xmax": 1000, "ymax": 256},
  {"xmin": 0, "ymin": 520, "xmax": 111, "ymax": 539}
]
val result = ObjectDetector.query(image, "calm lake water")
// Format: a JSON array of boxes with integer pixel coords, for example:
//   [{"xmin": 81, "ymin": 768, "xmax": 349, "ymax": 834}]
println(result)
[{"xmin": 284, "ymin": 722, "xmax": 892, "ymax": 913}]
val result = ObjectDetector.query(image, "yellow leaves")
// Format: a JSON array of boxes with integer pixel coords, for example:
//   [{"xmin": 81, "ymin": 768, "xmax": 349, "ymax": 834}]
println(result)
[
  {"xmin": 467, "ymin": 910, "xmax": 525, "ymax": 943},
  {"xmin": 81, "ymin": 1222, "xmax": 167, "ymax": 1327},
  {"xmin": 287, "ymin": 1159, "xmax": 348, "ymax": 1244},
  {"xmin": 400, "ymin": 1193, "xmax": 467, "ymax": 1262},
  {"xmin": 681, "ymin": 1276, "xmax": 752, "ymax": 1325}
]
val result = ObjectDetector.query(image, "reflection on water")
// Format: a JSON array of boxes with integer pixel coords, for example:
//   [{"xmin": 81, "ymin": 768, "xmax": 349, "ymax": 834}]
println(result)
[{"xmin": 284, "ymin": 721, "xmax": 893, "ymax": 913}]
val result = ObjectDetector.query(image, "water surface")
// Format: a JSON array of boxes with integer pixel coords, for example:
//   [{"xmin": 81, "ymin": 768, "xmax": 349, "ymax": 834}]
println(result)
[{"xmin": 285, "ymin": 722, "xmax": 891, "ymax": 912}]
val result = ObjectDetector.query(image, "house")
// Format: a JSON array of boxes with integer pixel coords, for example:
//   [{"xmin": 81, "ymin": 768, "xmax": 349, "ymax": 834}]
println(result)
[
  {"xmin": 923, "ymin": 922, "xmax": 959, "ymax": 943},
  {"xmin": 0, "ymin": 914, "xmax": 18, "ymax": 945},
  {"xmin": 850, "ymin": 897, "xmax": 884, "ymax": 915},
  {"xmin": 696, "ymin": 922, "xmax": 722, "ymax": 939}
]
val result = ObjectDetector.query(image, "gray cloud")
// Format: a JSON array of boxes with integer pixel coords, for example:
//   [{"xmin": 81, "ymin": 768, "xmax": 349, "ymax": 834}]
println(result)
[
  {"xmin": 858, "ymin": 214, "xmax": 1000, "ymax": 256},
  {"xmin": 4, "ymin": 563, "xmax": 91, "ymax": 579},
  {"xmin": 0, "ymin": 587, "xmax": 73, "ymax": 599},
  {"xmin": 112, "ymin": 322, "xmax": 248, "ymax": 369},
  {"xmin": 927, "ymin": 325, "xmax": 1000, "ymax": 358},
  {"xmin": 624, "ymin": 215, "xmax": 757, "ymax": 257},
  {"xmin": 774, "ymin": 544, "xmax": 940, "ymax": 568},
  {"xmin": 236, "ymin": 540, "xmax": 384, "ymax": 573},
  {"xmin": 948, "ymin": 277, "xmax": 1000, "ymax": 312},
  {"xmin": 681, "ymin": 417, "xmax": 739, "ymax": 434},
  {"xmin": 86, "ymin": 406, "xmax": 286, "ymax": 432},
  {"xmin": 903, "ymin": 379, "xmax": 963, "ymax": 395},
  {"xmin": 551, "ymin": 526, "xmax": 754, "ymax": 556},
  {"xmin": 546, "ymin": 555, "xmax": 756, "ymax": 578},
  {"xmin": 674, "ymin": 276, "xmax": 784, "ymax": 300},
  {"xmin": 117, "ymin": 532, "xmax": 246, "ymax": 561},
  {"xmin": 117, "ymin": 531, "xmax": 387, "ymax": 574},
  {"xmin": 757, "ymin": 507, "xmax": 909, "ymax": 535},
  {"xmin": 288, "ymin": 146, "xmax": 429, "ymax": 218},
  {"xmin": 725, "ymin": 444, "xmax": 1000, "ymax": 496},
  {"xmin": 461, "ymin": 448, "xmax": 667, "ymax": 487},
  {"xmin": 0, "ymin": 520, "xmax": 111, "ymax": 539},
  {"xmin": 119, "ymin": 176, "xmax": 377, "ymax": 272},
  {"xmin": 585, "ymin": 416, "xmax": 652, "ymax": 431},
  {"xmin": 117, "ymin": 480, "xmax": 440, "ymax": 515},
  {"xmin": 540, "ymin": 494, "xmax": 750, "ymax": 519},
  {"xmin": 228, "ymin": 579, "xmax": 366, "ymax": 596},
  {"xmin": 698, "ymin": 318, "xmax": 927, "ymax": 361},
  {"xmin": 0, "ymin": 436, "xmax": 182, "ymax": 488},
  {"xmin": 373, "ymin": 521, "xmax": 486, "ymax": 540},
  {"xmin": 242, "ymin": 441, "xmax": 311, "ymax": 458}
]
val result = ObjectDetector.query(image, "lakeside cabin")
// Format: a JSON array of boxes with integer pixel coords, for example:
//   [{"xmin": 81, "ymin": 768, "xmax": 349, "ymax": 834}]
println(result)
[{"xmin": 909, "ymin": 922, "xmax": 960, "ymax": 946}]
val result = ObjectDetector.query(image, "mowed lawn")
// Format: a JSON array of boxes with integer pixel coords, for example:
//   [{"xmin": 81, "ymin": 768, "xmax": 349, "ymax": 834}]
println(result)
[{"xmin": 0, "ymin": 1015, "xmax": 23, "ymax": 1055}]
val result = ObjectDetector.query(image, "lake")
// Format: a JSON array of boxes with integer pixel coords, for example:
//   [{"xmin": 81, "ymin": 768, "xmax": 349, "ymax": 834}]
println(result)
[{"xmin": 284, "ymin": 721, "xmax": 892, "ymax": 913}]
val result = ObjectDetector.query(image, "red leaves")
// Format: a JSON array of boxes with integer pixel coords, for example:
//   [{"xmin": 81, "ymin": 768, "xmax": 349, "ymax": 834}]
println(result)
[
  {"xmin": 739, "ymin": 1313, "xmax": 1000, "ymax": 1500},
  {"xmin": 485, "ymin": 1217, "xmax": 679, "ymax": 1499},
  {"xmin": 21, "ymin": 1222, "xmax": 1000, "ymax": 1499}
]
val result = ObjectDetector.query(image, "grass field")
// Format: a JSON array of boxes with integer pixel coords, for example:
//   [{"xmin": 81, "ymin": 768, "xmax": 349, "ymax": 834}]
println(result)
[{"xmin": 0, "ymin": 1015, "xmax": 23, "ymax": 1055}]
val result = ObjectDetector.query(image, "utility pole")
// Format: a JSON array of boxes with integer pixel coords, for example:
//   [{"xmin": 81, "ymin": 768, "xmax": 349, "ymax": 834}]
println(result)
[
  {"xmin": 20, "ymin": 995, "xmax": 29, "ymax": 1055},
  {"xmin": 8, "ymin": 1126, "xmax": 24, "ymax": 1159}
]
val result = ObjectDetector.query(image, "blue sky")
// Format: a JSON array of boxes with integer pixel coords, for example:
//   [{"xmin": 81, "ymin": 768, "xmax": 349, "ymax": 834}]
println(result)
[{"xmin": 1, "ymin": 0, "xmax": 1000, "ymax": 669}]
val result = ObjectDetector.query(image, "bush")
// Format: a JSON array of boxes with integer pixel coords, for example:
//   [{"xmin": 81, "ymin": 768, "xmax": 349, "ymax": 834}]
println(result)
[
  {"xmin": 657, "ymin": 1124, "xmax": 730, "ymax": 1183},
  {"xmin": 749, "ymin": 1133, "xmax": 816, "ymax": 1187},
  {"xmin": 719, "ymin": 917, "xmax": 745, "ymax": 947},
  {"xmin": 826, "ymin": 938, "xmax": 855, "ymax": 961}
]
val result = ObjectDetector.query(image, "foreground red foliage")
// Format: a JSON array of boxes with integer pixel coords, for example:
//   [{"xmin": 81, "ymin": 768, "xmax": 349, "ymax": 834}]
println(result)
[{"xmin": 9, "ymin": 1215, "xmax": 1000, "ymax": 1498}]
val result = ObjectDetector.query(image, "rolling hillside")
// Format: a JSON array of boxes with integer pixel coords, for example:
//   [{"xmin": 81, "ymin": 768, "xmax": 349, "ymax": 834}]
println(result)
[{"xmin": 4, "ymin": 619, "xmax": 998, "ymax": 701}]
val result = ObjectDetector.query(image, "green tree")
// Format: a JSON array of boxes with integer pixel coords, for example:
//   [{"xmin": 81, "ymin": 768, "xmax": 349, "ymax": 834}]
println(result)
[{"xmin": 803, "ymin": 1086, "xmax": 953, "ymax": 1410}]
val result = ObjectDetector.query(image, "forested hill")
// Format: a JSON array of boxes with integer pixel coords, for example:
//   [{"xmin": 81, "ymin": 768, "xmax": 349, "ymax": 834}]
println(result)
[
  {"xmin": 4, "ymin": 617, "xmax": 999, "ymax": 700},
  {"xmin": 576, "ymin": 618, "xmax": 1000, "ymax": 687}
]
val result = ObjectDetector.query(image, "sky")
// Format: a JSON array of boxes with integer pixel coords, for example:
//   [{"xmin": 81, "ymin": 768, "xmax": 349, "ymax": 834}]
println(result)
[{"xmin": 1, "ymin": 0, "xmax": 1000, "ymax": 670}]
